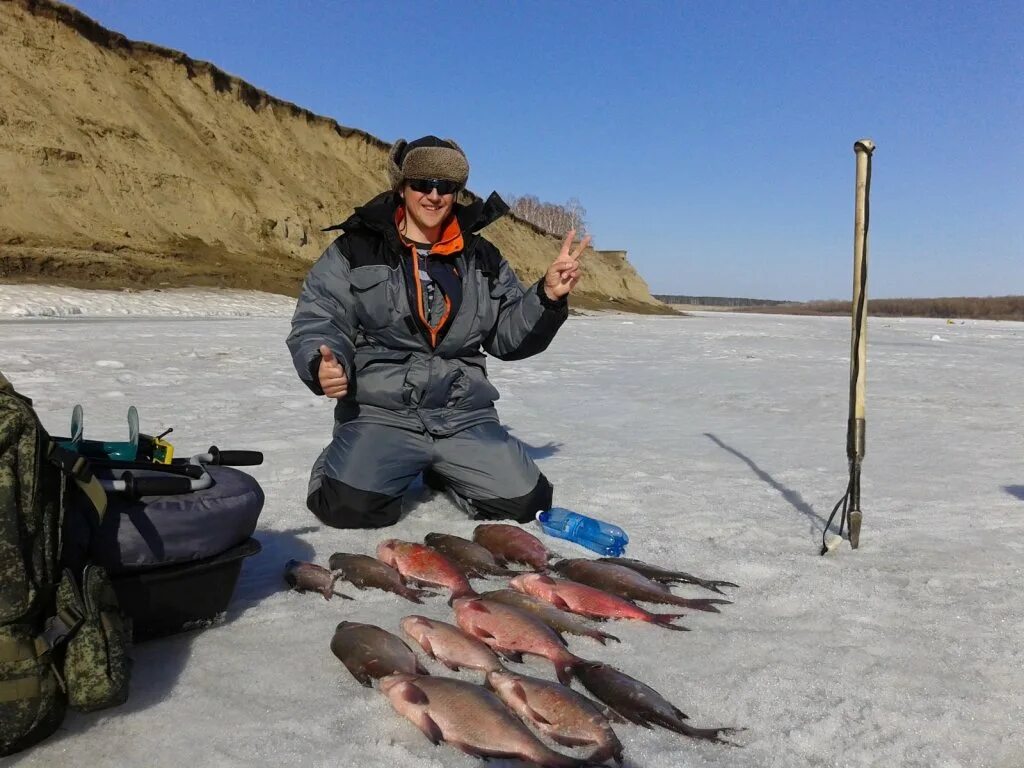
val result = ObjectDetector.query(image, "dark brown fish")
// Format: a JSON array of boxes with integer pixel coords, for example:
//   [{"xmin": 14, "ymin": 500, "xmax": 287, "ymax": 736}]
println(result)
[
  {"xmin": 479, "ymin": 589, "xmax": 620, "ymax": 645},
  {"xmin": 284, "ymin": 559, "xmax": 351, "ymax": 600},
  {"xmin": 574, "ymin": 661, "xmax": 740, "ymax": 744},
  {"xmin": 329, "ymin": 621, "xmax": 428, "ymax": 688},
  {"xmin": 597, "ymin": 557, "xmax": 739, "ymax": 595},
  {"xmin": 473, "ymin": 523, "xmax": 552, "ymax": 570},
  {"xmin": 328, "ymin": 552, "xmax": 435, "ymax": 603},
  {"xmin": 424, "ymin": 532, "xmax": 519, "ymax": 578},
  {"xmin": 379, "ymin": 674, "xmax": 595, "ymax": 767},
  {"xmin": 487, "ymin": 670, "xmax": 624, "ymax": 765},
  {"xmin": 552, "ymin": 559, "xmax": 731, "ymax": 612}
]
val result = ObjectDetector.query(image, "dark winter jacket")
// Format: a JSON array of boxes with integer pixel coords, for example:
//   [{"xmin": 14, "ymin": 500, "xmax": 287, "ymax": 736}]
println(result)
[{"xmin": 287, "ymin": 191, "xmax": 568, "ymax": 436}]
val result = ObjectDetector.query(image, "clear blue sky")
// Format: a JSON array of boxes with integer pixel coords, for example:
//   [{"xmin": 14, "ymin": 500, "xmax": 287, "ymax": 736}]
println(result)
[{"xmin": 71, "ymin": 1, "xmax": 1022, "ymax": 300}]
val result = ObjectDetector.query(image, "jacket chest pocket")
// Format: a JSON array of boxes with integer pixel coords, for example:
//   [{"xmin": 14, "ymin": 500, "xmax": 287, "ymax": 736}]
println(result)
[
  {"xmin": 349, "ymin": 265, "xmax": 400, "ymax": 330},
  {"xmin": 472, "ymin": 267, "xmax": 501, "ymax": 338}
]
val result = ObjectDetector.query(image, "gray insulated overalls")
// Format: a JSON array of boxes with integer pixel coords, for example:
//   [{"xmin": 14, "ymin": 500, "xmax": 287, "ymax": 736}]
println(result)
[{"xmin": 287, "ymin": 191, "xmax": 568, "ymax": 528}]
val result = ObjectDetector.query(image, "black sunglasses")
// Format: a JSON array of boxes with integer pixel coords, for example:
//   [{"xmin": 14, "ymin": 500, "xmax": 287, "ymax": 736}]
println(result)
[{"xmin": 407, "ymin": 178, "xmax": 460, "ymax": 195}]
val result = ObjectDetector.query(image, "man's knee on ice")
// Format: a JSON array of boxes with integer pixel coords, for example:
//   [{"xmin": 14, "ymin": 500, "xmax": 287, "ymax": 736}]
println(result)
[
  {"xmin": 469, "ymin": 474, "xmax": 553, "ymax": 525},
  {"xmin": 307, "ymin": 477, "xmax": 402, "ymax": 529}
]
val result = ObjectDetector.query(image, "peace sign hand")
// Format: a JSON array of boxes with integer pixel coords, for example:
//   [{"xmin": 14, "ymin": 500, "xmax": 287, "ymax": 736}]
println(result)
[{"xmin": 543, "ymin": 229, "xmax": 591, "ymax": 302}]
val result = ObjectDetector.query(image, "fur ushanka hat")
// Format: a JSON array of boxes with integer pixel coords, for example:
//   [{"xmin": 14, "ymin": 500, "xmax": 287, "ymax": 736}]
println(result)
[{"xmin": 388, "ymin": 135, "xmax": 469, "ymax": 190}]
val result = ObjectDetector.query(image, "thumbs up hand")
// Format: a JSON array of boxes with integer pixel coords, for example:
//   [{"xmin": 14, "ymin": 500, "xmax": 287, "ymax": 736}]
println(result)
[{"xmin": 317, "ymin": 344, "xmax": 349, "ymax": 399}]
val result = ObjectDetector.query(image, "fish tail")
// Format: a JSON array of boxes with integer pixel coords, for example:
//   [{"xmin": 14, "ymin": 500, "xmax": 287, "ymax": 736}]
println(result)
[
  {"xmin": 652, "ymin": 613, "xmax": 690, "ymax": 631},
  {"xmin": 447, "ymin": 584, "xmax": 478, "ymax": 606},
  {"xmin": 681, "ymin": 597, "xmax": 731, "ymax": 612},
  {"xmin": 589, "ymin": 629, "xmax": 620, "ymax": 645},
  {"xmin": 658, "ymin": 715, "xmax": 742, "ymax": 744}
]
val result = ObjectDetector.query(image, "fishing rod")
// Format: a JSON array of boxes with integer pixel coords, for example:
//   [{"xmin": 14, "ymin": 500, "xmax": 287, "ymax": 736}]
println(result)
[{"xmin": 822, "ymin": 139, "xmax": 875, "ymax": 555}]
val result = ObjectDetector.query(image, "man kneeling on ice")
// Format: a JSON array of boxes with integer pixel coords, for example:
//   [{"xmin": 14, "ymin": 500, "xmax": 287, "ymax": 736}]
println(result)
[{"xmin": 287, "ymin": 135, "xmax": 588, "ymax": 528}]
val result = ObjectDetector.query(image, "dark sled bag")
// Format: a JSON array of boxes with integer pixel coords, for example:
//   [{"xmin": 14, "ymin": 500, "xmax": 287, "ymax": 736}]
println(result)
[{"xmin": 74, "ymin": 449, "xmax": 265, "ymax": 642}]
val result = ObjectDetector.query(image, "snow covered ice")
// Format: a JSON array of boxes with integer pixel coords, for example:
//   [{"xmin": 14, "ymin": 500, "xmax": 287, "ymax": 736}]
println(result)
[{"xmin": 1, "ymin": 285, "xmax": 1021, "ymax": 768}]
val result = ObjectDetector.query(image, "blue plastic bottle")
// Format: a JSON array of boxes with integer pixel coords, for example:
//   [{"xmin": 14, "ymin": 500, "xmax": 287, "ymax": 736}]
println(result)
[{"xmin": 535, "ymin": 508, "xmax": 629, "ymax": 557}]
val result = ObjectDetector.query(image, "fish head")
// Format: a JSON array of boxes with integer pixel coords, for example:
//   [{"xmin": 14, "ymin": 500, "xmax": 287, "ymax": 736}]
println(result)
[
  {"xmin": 334, "ymin": 621, "xmax": 367, "ymax": 634},
  {"xmin": 484, "ymin": 670, "xmax": 517, "ymax": 693},
  {"xmin": 509, "ymin": 573, "xmax": 546, "ymax": 595},
  {"xmin": 375, "ymin": 539, "xmax": 400, "ymax": 566},
  {"xmin": 378, "ymin": 672, "xmax": 420, "ymax": 697},
  {"xmin": 452, "ymin": 596, "xmax": 490, "ymax": 621},
  {"xmin": 399, "ymin": 615, "xmax": 433, "ymax": 641}
]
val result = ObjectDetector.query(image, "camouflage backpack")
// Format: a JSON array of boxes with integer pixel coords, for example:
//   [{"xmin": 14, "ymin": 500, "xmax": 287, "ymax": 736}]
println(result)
[{"xmin": 0, "ymin": 372, "xmax": 131, "ymax": 757}]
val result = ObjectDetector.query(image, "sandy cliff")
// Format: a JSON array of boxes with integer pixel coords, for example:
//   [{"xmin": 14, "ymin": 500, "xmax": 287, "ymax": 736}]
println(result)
[{"xmin": 0, "ymin": 0, "xmax": 667, "ymax": 312}]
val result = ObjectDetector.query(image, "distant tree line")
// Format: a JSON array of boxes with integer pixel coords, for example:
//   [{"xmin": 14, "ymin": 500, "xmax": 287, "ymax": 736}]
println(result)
[
  {"xmin": 654, "ymin": 295, "xmax": 793, "ymax": 307},
  {"xmin": 656, "ymin": 295, "xmax": 1024, "ymax": 321},
  {"xmin": 505, "ymin": 194, "xmax": 589, "ymax": 241}
]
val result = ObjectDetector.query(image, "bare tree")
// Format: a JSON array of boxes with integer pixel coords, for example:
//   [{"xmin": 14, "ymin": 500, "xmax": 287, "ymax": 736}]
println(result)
[{"xmin": 506, "ymin": 194, "xmax": 591, "ymax": 243}]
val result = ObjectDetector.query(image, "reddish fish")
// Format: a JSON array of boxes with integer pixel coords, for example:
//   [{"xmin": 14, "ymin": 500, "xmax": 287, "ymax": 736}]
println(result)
[
  {"xmin": 376, "ymin": 539, "xmax": 476, "ymax": 604},
  {"xmin": 379, "ymin": 674, "xmax": 597, "ymax": 767},
  {"xmin": 453, "ymin": 597, "xmax": 583, "ymax": 684},
  {"xmin": 487, "ymin": 670, "xmax": 625, "ymax": 765},
  {"xmin": 400, "ymin": 615, "xmax": 505, "ymax": 674},
  {"xmin": 510, "ymin": 574, "xmax": 689, "ymax": 631},
  {"xmin": 552, "ymin": 559, "xmax": 731, "ymax": 612},
  {"xmin": 473, "ymin": 523, "xmax": 552, "ymax": 570}
]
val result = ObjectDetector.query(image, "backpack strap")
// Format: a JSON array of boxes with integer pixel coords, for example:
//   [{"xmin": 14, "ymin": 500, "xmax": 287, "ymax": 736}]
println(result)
[
  {"xmin": 48, "ymin": 444, "xmax": 107, "ymax": 521},
  {"xmin": 0, "ymin": 635, "xmax": 56, "ymax": 702}
]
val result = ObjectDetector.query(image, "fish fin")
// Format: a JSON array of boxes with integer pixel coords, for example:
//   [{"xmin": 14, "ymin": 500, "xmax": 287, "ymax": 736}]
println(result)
[
  {"xmin": 465, "ymin": 600, "xmax": 490, "ymax": 613},
  {"xmin": 594, "ymin": 630, "xmax": 620, "ymax": 644},
  {"xmin": 537, "ymin": 574, "xmax": 557, "ymax": 585},
  {"xmin": 555, "ymin": 660, "xmax": 576, "ymax": 685},
  {"xmin": 396, "ymin": 681, "xmax": 430, "ymax": 706},
  {"xmin": 441, "ymin": 660, "xmax": 461, "ymax": 671},
  {"xmin": 499, "ymin": 650, "xmax": 524, "ymax": 664},
  {"xmin": 419, "ymin": 637, "xmax": 436, "ymax": 658},
  {"xmin": 332, "ymin": 590, "xmax": 354, "ymax": 600},
  {"xmin": 555, "ymin": 630, "xmax": 569, "ymax": 648},
  {"xmin": 472, "ymin": 626, "xmax": 496, "ymax": 641},
  {"xmin": 416, "ymin": 713, "xmax": 443, "ymax": 745},
  {"xmin": 653, "ymin": 614, "xmax": 690, "ymax": 631},
  {"xmin": 415, "ymin": 659, "xmax": 431, "ymax": 676},
  {"xmin": 672, "ymin": 705, "xmax": 690, "ymax": 721},
  {"xmin": 352, "ymin": 669, "xmax": 373, "ymax": 688},
  {"xmin": 509, "ymin": 682, "xmax": 553, "ymax": 726},
  {"xmin": 548, "ymin": 732, "xmax": 594, "ymax": 748},
  {"xmin": 550, "ymin": 594, "xmax": 573, "ymax": 612}
]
